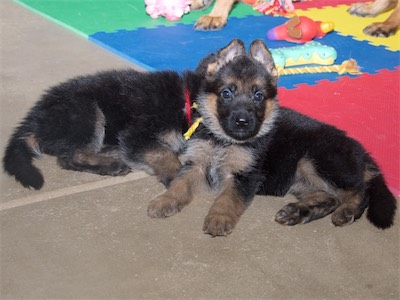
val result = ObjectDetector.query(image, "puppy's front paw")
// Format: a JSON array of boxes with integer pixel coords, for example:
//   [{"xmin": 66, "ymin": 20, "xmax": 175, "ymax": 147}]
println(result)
[
  {"xmin": 203, "ymin": 213, "xmax": 237, "ymax": 236},
  {"xmin": 147, "ymin": 195, "xmax": 183, "ymax": 218},
  {"xmin": 194, "ymin": 15, "xmax": 226, "ymax": 31},
  {"xmin": 363, "ymin": 23, "xmax": 397, "ymax": 37}
]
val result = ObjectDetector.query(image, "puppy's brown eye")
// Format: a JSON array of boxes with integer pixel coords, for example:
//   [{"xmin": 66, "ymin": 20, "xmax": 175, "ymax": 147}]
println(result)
[
  {"xmin": 254, "ymin": 91, "xmax": 264, "ymax": 102},
  {"xmin": 221, "ymin": 89, "xmax": 233, "ymax": 100}
]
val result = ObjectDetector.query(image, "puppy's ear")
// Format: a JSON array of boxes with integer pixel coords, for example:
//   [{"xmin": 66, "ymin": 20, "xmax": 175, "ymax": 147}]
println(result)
[
  {"xmin": 195, "ymin": 53, "xmax": 217, "ymax": 76},
  {"xmin": 206, "ymin": 39, "xmax": 246, "ymax": 77},
  {"xmin": 249, "ymin": 40, "xmax": 278, "ymax": 79}
]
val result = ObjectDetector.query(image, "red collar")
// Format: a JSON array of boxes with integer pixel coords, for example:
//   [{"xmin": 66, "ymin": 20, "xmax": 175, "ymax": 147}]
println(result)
[{"xmin": 184, "ymin": 87, "xmax": 192, "ymax": 125}]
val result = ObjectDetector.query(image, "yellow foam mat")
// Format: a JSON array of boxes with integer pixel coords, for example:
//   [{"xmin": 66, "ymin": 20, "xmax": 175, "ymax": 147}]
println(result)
[{"xmin": 295, "ymin": 4, "xmax": 400, "ymax": 51}]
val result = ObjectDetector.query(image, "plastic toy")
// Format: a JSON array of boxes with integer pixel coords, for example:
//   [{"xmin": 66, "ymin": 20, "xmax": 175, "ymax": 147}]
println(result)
[
  {"xmin": 270, "ymin": 41, "xmax": 337, "ymax": 71},
  {"xmin": 268, "ymin": 42, "xmax": 361, "ymax": 76},
  {"xmin": 145, "ymin": 0, "xmax": 191, "ymax": 21},
  {"xmin": 267, "ymin": 15, "xmax": 335, "ymax": 43}
]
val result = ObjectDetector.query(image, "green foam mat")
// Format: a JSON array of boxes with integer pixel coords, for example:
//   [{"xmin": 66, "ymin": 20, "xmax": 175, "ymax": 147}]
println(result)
[{"xmin": 15, "ymin": 0, "xmax": 259, "ymax": 37}]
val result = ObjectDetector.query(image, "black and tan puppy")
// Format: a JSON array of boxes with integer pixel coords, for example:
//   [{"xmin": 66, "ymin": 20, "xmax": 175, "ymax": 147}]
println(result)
[
  {"xmin": 2, "ymin": 56, "xmax": 214, "ymax": 190},
  {"xmin": 3, "ymin": 40, "xmax": 397, "ymax": 236}
]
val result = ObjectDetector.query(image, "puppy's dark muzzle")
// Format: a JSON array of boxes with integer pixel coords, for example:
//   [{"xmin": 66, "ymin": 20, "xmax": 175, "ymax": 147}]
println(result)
[{"xmin": 225, "ymin": 110, "xmax": 258, "ymax": 141}]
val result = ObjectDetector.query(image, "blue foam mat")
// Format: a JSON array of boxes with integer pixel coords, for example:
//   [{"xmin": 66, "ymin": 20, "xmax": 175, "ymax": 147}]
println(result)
[{"xmin": 90, "ymin": 15, "xmax": 399, "ymax": 89}]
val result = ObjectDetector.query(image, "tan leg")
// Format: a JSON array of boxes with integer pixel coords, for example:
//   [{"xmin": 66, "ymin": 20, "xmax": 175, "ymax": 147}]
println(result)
[
  {"xmin": 194, "ymin": 0, "xmax": 238, "ymax": 30},
  {"xmin": 363, "ymin": 0, "xmax": 400, "ymax": 36},
  {"xmin": 58, "ymin": 148, "xmax": 130, "ymax": 176},
  {"xmin": 203, "ymin": 178, "xmax": 247, "ymax": 236},
  {"xmin": 348, "ymin": 0, "xmax": 397, "ymax": 17},
  {"xmin": 275, "ymin": 191, "xmax": 339, "ymax": 226},
  {"xmin": 147, "ymin": 165, "xmax": 202, "ymax": 218},
  {"xmin": 143, "ymin": 148, "xmax": 182, "ymax": 186}
]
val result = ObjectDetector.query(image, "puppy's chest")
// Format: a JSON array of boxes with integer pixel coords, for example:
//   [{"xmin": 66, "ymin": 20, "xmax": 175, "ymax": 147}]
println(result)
[{"xmin": 180, "ymin": 139, "xmax": 255, "ymax": 189}]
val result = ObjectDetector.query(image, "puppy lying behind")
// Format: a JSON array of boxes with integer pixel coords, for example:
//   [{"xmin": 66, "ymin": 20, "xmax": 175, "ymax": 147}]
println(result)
[
  {"xmin": 3, "ymin": 39, "xmax": 396, "ymax": 236},
  {"xmin": 348, "ymin": 0, "xmax": 400, "ymax": 37}
]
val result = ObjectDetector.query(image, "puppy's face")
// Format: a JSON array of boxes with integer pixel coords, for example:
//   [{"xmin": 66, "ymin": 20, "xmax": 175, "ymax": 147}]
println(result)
[{"xmin": 198, "ymin": 39, "xmax": 279, "ymax": 143}]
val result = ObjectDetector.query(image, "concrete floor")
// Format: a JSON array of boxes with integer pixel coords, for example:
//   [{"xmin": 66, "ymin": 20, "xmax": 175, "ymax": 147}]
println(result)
[{"xmin": 1, "ymin": 1, "xmax": 399, "ymax": 299}]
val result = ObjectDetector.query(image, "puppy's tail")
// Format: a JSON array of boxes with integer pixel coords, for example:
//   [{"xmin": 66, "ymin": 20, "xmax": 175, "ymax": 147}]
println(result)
[
  {"xmin": 3, "ymin": 127, "xmax": 44, "ymax": 190},
  {"xmin": 366, "ymin": 171, "xmax": 397, "ymax": 229}
]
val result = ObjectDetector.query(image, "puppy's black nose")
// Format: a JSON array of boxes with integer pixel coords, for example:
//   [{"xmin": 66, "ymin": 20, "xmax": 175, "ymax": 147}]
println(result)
[{"xmin": 235, "ymin": 117, "xmax": 250, "ymax": 128}]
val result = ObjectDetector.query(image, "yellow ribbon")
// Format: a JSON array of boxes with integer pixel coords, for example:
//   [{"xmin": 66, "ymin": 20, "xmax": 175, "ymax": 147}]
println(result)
[{"xmin": 184, "ymin": 117, "xmax": 203, "ymax": 140}]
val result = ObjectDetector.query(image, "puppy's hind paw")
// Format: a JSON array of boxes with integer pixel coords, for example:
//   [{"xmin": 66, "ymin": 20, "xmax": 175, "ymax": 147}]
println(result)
[
  {"xmin": 331, "ymin": 206, "xmax": 358, "ymax": 227},
  {"xmin": 275, "ymin": 203, "xmax": 310, "ymax": 226}
]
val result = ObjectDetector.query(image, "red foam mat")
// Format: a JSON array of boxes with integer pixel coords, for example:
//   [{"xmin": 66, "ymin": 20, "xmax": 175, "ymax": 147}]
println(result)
[{"xmin": 279, "ymin": 68, "xmax": 400, "ymax": 195}]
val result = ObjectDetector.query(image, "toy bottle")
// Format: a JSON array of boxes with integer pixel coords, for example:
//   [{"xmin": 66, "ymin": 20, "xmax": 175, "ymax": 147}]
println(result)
[{"xmin": 267, "ymin": 15, "xmax": 334, "ymax": 43}]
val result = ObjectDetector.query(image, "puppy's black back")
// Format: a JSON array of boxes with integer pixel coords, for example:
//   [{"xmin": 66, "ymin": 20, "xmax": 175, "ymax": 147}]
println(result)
[
  {"xmin": 52, "ymin": 70, "xmax": 188, "ymax": 144},
  {"xmin": 258, "ymin": 107, "xmax": 367, "ymax": 195}
]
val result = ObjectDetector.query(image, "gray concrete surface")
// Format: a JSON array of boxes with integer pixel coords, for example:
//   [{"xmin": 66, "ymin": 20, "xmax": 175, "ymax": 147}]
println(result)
[{"xmin": 1, "ymin": 1, "xmax": 399, "ymax": 299}]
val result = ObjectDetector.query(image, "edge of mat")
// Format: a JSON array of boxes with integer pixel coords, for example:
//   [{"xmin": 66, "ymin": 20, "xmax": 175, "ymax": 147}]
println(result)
[{"xmin": 14, "ymin": 0, "xmax": 88, "ymax": 38}]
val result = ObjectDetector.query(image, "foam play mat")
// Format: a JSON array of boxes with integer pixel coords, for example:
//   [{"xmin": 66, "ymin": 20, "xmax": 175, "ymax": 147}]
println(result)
[{"xmin": 15, "ymin": 0, "xmax": 399, "ymax": 195}]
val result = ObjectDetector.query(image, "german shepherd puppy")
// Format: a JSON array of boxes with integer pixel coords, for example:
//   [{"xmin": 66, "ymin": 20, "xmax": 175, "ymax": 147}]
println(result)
[
  {"xmin": 3, "ymin": 39, "xmax": 396, "ymax": 236},
  {"xmin": 348, "ymin": 0, "xmax": 400, "ymax": 37}
]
